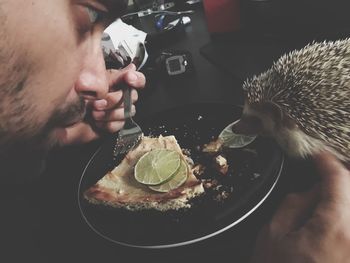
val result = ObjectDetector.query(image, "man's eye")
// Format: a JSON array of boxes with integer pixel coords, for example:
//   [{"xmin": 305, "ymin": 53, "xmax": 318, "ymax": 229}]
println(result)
[{"xmin": 86, "ymin": 6, "xmax": 104, "ymax": 24}]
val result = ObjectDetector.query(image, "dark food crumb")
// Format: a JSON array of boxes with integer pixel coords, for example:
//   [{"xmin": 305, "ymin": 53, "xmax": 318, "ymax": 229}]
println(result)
[
  {"xmin": 251, "ymin": 172, "xmax": 261, "ymax": 180},
  {"xmin": 192, "ymin": 164, "xmax": 205, "ymax": 177},
  {"xmin": 182, "ymin": 148, "xmax": 191, "ymax": 157},
  {"xmin": 213, "ymin": 154, "xmax": 229, "ymax": 175},
  {"xmin": 192, "ymin": 137, "xmax": 260, "ymax": 204},
  {"xmin": 202, "ymin": 139, "xmax": 223, "ymax": 153},
  {"xmin": 214, "ymin": 185, "xmax": 223, "ymax": 191},
  {"xmin": 214, "ymin": 191, "xmax": 230, "ymax": 202},
  {"xmin": 202, "ymin": 179, "xmax": 219, "ymax": 189}
]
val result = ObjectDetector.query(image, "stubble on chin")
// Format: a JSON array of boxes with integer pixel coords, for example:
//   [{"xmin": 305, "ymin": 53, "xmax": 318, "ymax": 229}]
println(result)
[
  {"xmin": 0, "ymin": 96, "xmax": 86, "ymax": 183},
  {"xmin": 0, "ymin": 80, "xmax": 86, "ymax": 157}
]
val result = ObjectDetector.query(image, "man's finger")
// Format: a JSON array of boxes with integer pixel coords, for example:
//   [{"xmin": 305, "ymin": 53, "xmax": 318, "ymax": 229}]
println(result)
[
  {"xmin": 108, "ymin": 64, "xmax": 145, "ymax": 90},
  {"xmin": 313, "ymin": 151, "xmax": 350, "ymax": 205},
  {"xmin": 92, "ymin": 105, "xmax": 136, "ymax": 121},
  {"xmin": 95, "ymin": 120, "xmax": 125, "ymax": 133},
  {"xmin": 297, "ymin": 152, "xmax": 350, "ymax": 236},
  {"xmin": 269, "ymin": 185, "xmax": 320, "ymax": 237},
  {"xmin": 107, "ymin": 64, "xmax": 136, "ymax": 87},
  {"xmin": 93, "ymin": 89, "xmax": 138, "ymax": 111},
  {"xmin": 124, "ymin": 70, "xmax": 146, "ymax": 89}
]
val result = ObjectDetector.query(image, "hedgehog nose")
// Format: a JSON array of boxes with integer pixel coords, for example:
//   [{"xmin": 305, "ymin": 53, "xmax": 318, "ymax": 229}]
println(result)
[{"xmin": 232, "ymin": 116, "xmax": 263, "ymax": 135}]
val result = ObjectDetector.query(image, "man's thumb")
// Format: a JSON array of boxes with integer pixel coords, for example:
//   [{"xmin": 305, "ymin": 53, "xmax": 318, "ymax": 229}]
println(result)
[{"xmin": 313, "ymin": 152, "xmax": 350, "ymax": 205}]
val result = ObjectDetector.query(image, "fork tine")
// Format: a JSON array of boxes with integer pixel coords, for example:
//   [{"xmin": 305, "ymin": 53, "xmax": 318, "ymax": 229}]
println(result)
[
  {"xmin": 124, "ymin": 135, "xmax": 141, "ymax": 154},
  {"xmin": 113, "ymin": 142, "xmax": 122, "ymax": 157},
  {"xmin": 112, "ymin": 83, "xmax": 143, "ymax": 157},
  {"xmin": 120, "ymin": 144, "xmax": 128, "ymax": 154},
  {"xmin": 114, "ymin": 135, "xmax": 137, "ymax": 156}
]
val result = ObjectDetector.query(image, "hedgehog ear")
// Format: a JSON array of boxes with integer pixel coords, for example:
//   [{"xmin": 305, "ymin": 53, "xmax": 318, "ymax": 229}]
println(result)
[
  {"xmin": 262, "ymin": 102, "xmax": 283, "ymax": 124},
  {"xmin": 231, "ymin": 115, "xmax": 263, "ymax": 135}
]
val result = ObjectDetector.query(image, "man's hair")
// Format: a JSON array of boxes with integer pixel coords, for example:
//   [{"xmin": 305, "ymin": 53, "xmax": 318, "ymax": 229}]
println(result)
[{"xmin": 106, "ymin": 0, "xmax": 129, "ymax": 18}]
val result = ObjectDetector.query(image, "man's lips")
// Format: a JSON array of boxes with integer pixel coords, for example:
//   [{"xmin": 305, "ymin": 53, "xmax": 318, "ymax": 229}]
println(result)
[
  {"xmin": 58, "ymin": 109, "xmax": 86, "ymax": 128},
  {"xmin": 60, "ymin": 119, "xmax": 81, "ymax": 128},
  {"xmin": 48, "ymin": 96, "xmax": 87, "ymax": 130}
]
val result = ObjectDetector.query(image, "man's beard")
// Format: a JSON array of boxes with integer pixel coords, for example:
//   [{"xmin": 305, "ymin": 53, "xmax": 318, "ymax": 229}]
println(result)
[
  {"xmin": 1, "ymin": 96, "xmax": 86, "ymax": 183},
  {"xmin": 13, "ymin": 95, "xmax": 86, "ymax": 151},
  {"xmin": 43, "ymin": 95, "xmax": 87, "ymax": 145}
]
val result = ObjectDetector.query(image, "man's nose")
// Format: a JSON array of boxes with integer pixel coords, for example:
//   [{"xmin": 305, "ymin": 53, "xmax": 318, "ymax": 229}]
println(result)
[{"xmin": 75, "ymin": 46, "xmax": 108, "ymax": 100}]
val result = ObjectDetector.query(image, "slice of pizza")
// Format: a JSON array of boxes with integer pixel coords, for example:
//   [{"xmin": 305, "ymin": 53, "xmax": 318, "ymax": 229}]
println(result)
[{"xmin": 84, "ymin": 135, "xmax": 204, "ymax": 211}]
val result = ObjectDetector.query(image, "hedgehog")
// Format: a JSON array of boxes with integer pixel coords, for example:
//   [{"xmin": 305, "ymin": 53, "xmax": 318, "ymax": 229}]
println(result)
[{"xmin": 231, "ymin": 39, "xmax": 350, "ymax": 162}]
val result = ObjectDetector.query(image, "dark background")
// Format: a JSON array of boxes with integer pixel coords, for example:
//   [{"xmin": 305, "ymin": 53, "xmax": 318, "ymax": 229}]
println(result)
[{"xmin": 2, "ymin": 1, "xmax": 350, "ymax": 262}]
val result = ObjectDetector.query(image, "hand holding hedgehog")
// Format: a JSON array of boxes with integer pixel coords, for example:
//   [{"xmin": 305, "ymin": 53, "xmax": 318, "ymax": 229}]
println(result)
[
  {"xmin": 250, "ymin": 152, "xmax": 350, "ymax": 263},
  {"xmin": 232, "ymin": 39, "xmax": 350, "ymax": 161}
]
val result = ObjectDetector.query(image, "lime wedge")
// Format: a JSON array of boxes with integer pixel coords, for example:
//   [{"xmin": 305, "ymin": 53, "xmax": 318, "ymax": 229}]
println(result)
[
  {"xmin": 149, "ymin": 159, "xmax": 188, "ymax": 193},
  {"xmin": 219, "ymin": 120, "xmax": 257, "ymax": 148},
  {"xmin": 134, "ymin": 149, "xmax": 181, "ymax": 185}
]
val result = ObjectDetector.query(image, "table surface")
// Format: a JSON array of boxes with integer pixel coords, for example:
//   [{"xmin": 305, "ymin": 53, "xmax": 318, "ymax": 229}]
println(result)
[{"xmin": 1, "ymin": 4, "xmax": 322, "ymax": 263}]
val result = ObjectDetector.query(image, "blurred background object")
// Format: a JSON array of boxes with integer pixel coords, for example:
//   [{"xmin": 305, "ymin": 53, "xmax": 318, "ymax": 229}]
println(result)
[
  {"xmin": 202, "ymin": 0, "xmax": 240, "ymax": 33},
  {"xmin": 199, "ymin": 0, "xmax": 350, "ymax": 81},
  {"xmin": 240, "ymin": 0, "xmax": 350, "ymax": 40},
  {"xmin": 102, "ymin": 19, "xmax": 148, "ymax": 69},
  {"xmin": 132, "ymin": 0, "xmax": 174, "ymax": 12}
]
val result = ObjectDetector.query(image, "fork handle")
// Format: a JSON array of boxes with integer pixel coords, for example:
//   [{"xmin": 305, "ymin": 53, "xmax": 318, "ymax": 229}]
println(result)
[{"xmin": 121, "ymin": 82, "xmax": 133, "ymax": 119}]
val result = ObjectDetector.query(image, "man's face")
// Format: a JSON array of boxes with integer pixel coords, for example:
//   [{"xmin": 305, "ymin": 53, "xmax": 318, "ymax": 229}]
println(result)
[{"xmin": 0, "ymin": 0, "xmax": 126, "ymax": 157}]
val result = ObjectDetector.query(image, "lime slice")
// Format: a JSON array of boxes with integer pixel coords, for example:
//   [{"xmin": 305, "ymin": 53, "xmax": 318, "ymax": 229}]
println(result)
[
  {"xmin": 219, "ymin": 120, "xmax": 257, "ymax": 148},
  {"xmin": 149, "ymin": 159, "xmax": 188, "ymax": 193},
  {"xmin": 134, "ymin": 149, "xmax": 181, "ymax": 185}
]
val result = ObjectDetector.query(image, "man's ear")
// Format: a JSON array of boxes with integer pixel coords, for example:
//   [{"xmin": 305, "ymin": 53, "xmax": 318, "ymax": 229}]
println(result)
[{"xmin": 231, "ymin": 115, "xmax": 263, "ymax": 135}]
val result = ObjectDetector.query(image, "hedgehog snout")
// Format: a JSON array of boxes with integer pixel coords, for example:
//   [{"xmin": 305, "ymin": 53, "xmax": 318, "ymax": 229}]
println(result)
[{"xmin": 231, "ymin": 115, "xmax": 263, "ymax": 135}]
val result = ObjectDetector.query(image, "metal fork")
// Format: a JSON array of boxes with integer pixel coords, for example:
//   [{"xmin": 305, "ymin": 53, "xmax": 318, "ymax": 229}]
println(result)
[
  {"xmin": 112, "ymin": 42, "xmax": 146, "ymax": 157},
  {"xmin": 112, "ymin": 83, "xmax": 143, "ymax": 157}
]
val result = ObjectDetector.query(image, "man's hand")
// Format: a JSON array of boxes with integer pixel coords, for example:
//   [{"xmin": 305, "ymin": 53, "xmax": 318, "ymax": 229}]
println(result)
[
  {"xmin": 251, "ymin": 152, "xmax": 350, "ymax": 263},
  {"xmin": 61, "ymin": 64, "xmax": 146, "ymax": 145}
]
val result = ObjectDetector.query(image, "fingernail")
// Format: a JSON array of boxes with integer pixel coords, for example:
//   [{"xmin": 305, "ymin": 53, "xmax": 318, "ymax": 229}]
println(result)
[
  {"xmin": 95, "ymin": 100, "xmax": 107, "ymax": 109},
  {"xmin": 127, "ymin": 63, "xmax": 136, "ymax": 70}
]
